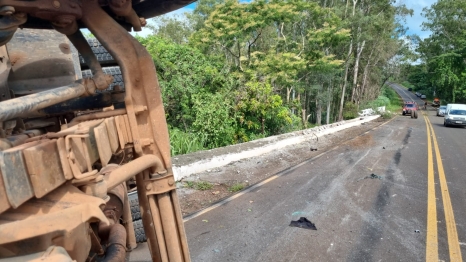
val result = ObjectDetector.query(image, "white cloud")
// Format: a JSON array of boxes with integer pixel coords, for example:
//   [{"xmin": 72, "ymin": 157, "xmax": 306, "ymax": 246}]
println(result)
[{"xmin": 397, "ymin": 0, "xmax": 437, "ymax": 39}]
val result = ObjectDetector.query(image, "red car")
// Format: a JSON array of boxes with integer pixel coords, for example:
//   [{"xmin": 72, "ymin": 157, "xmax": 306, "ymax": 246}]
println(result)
[{"xmin": 402, "ymin": 101, "xmax": 419, "ymax": 118}]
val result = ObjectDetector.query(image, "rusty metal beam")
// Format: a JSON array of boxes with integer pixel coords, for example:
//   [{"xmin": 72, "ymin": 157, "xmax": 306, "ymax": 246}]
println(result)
[
  {"xmin": 105, "ymin": 154, "xmax": 164, "ymax": 190},
  {"xmin": 80, "ymin": 1, "xmax": 190, "ymax": 260},
  {"xmin": 0, "ymin": 81, "xmax": 87, "ymax": 122}
]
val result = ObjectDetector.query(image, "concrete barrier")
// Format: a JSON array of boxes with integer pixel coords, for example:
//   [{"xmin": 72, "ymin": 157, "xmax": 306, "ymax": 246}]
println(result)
[{"xmin": 172, "ymin": 115, "xmax": 381, "ymax": 181}]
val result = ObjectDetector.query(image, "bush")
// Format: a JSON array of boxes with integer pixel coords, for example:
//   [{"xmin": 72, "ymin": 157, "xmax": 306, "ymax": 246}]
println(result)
[
  {"xmin": 343, "ymin": 102, "xmax": 359, "ymax": 120},
  {"xmin": 401, "ymin": 81, "xmax": 415, "ymax": 90},
  {"xmin": 380, "ymin": 111, "xmax": 395, "ymax": 119}
]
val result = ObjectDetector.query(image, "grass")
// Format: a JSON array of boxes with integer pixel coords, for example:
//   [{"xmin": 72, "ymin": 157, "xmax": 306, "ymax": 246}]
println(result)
[
  {"xmin": 228, "ymin": 183, "xmax": 245, "ymax": 192},
  {"xmin": 195, "ymin": 181, "xmax": 213, "ymax": 190},
  {"xmin": 169, "ymin": 128, "xmax": 207, "ymax": 156},
  {"xmin": 183, "ymin": 181, "xmax": 213, "ymax": 191},
  {"xmin": 184, "ymin": 181, "xmax": 195, "ymax": 189}
]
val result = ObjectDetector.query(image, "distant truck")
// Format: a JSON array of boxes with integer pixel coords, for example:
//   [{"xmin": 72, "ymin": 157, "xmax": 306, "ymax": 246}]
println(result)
[{"xmin": 432, "ymin": 98, "xmax": 440, "ymax": 108}]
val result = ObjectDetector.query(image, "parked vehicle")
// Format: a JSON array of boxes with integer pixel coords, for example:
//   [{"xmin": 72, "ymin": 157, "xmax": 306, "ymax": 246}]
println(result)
[
  {"xmin": 402, "ymin": 101, "xmax": 419, "ymax": 118},
  {"xmin": 437, "ymin": 105, "xmax": 447, "ymax": 116},
  {"xmin": 444, "ymin": 104, "xmax": 466, "ymax": 127},
  {"xmin": 421, "ymin": 95, "xmax": 427, "ymax": 99}
]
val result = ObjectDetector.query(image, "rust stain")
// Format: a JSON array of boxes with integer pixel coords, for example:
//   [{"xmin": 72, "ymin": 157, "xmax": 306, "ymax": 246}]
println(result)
[
  {"xmin": 9, "ymin": 52, "xmax": 27, "ymax": 67},
  {"xmin": 59, "ymin": 43, "xmax": 71, "ymax": 54}
]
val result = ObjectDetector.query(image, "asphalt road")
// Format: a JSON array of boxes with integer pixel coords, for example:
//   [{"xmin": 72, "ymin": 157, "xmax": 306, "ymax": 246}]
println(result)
[{"xmin": 130, "ymin": 83, "xmax": 466, "ymax": 261}]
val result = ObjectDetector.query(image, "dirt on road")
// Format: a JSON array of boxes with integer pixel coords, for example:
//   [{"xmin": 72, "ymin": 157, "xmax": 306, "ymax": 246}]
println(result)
[{"xmin": 176, "ymin": 117, "xmax": 389, "ymax": 216}]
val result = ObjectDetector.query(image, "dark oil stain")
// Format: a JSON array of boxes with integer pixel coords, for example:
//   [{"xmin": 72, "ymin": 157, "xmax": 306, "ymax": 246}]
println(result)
[
  {"xmin": 394, "ymin": 151, "xmax": 402, "ymax": 166},
  {"xmin": 347, "ymin": 168, "xmax": 394, "ymax": 261},
  {"xmin": 402, "ymin": 129, "xmax": 412, "ymax": 145}
]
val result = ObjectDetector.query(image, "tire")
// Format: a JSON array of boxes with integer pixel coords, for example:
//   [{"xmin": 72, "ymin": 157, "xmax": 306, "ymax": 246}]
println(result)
[
  {"xmin": 444, "ymin": 121, "xmax": 449, "ymax": 127},
  {"xmin": 128, "ymin": 192, "xmax": 141, "ymax": 221},
  {"xmin": 133, "ymin": 220, "xmax": 147, "ymax": 243},
  {"xmin": 79, "ymin": 38, "xmax": 116, "ymax": 68},
  {"xmin": 402, "ymin": 112, "xmax": 406, "ymax": 116},
  {"xmin": 414, "ymin": 111, "xmax": 418, "ymax": 119},
  {"xmin": 410, "ymin": 113, "xmax": 414, "ymax": 119}
]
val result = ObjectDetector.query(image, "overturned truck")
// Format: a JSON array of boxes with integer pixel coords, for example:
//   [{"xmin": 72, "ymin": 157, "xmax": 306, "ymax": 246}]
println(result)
[{"xmin": 0, "ymin": 0, "xmax": 193, "ymax": 260}]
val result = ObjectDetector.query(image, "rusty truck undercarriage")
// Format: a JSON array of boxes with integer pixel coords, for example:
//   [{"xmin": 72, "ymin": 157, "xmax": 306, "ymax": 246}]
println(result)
[{"xmin": 0, "ymin": 0, "xmax": 194, "ymax": 260}]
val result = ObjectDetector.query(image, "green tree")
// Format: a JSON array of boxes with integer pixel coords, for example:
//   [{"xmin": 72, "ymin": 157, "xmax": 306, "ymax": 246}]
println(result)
[
  {"xmin": 235, "ymin": 81, "xmax": 291, "ymax": 136},
  {"xmin": 409, "ymin": 0, "xmax": 466, "ymax": 102}
]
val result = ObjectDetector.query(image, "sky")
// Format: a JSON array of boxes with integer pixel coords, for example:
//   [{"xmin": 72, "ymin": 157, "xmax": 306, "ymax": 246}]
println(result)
[
  {"xmin": 133, "ymin": 0, "xmax": 437, "ymax": 39},
  {"xmin": 397, "ymin": 0, "xmax": 437, "ymax": 39}
]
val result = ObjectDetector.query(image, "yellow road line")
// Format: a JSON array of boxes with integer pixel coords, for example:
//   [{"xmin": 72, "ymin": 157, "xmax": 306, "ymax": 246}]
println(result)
[
  {"xmin": 426, "ymin": 116, "xmax": 463, "ymax": 261},
  {"xmin": 424, "ymin": 115, "xmax": 438, "ymax": 261}
]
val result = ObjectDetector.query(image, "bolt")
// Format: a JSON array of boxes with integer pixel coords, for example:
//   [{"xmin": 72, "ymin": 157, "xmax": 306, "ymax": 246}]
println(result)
[
  {"xmin": 14, "ymin": 12, "xmax": 26, "ymax": 18},
  {"xmin": 146, "ymin": 184, "xmax": 152, "ymax": 191},
  {"xmin": 53, "ymin": 0, "xmax": 61, "ymax": 8},
  {"xmin": 54, "ymin": 16, "xmax": 73, "ymax": 27},
  {"xmin": 140, "ymin": 17, "xmax": 147, "ymax": 27},
  {"xmin": 168, "ymin": 178, "xmax": 175, "ymax": 186},
  {"xmin": 0, "ymin": 6, "xmax": 14, "ymax": 16}
]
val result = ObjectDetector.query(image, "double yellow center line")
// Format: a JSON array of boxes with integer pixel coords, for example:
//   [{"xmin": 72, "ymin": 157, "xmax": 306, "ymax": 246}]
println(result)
[{"xmin": 424, "ymin": 115, "xmax": 462, "ymax": 261}]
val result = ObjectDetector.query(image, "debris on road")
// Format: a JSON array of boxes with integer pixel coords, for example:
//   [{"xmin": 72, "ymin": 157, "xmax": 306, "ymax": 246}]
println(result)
[
  {"xmin": 310, "ymin": 133, "xmax": 318, "ymax": 151},
  {"xmin": 357, "ymin": 173, "xmax": 383, "ymax": 182},
  {"xmin": 414, "ymin": 230, "xmax": 420, "ymax": 233},
  {"xmin": 202, "ymin": 219, "xmax": 209, "ymax": 223},
  {"xmin": 289, "ymin": 217, "xmax": 317, "ymax": 230},
  {"xmin": 365, "ymin": 173, "xmax": 382, "ymax": 180}
]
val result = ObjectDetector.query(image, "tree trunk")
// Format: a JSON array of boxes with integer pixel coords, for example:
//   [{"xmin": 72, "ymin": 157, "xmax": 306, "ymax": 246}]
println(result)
[
  {"xmin": 338, "ymin": 40, "xmax": 353, "ymax": 121},
  {"xmin": 316, "ymin": 99, "xmax": 321, "ymax": 125},
  {"xmin": 326, "ymin": 81, "xmax": 331, "ymax": 125},
  {"xmin": 261, "ymin": 117, "xmax": 265, "ymax": 134},
  {"xmin": 361, "ymin": 44, "xmax": 375, "ymax": 101},
  {"xmin": 316, "ymin": 85, "xmax": 322, "ymax": 125},
  {"xmin": 286, "ymin": 87, "xmax": 292, "ymax": 104},
  {"xmin": 351, "ymin": 39, "xmax": 365, "ymax": 104},
  {"xmin": 301, "ymin": 90, "xmax": 307, "ymax": 127},
  {"xmin": 302, "ymin": 109, "xmax": 307, "ymax": 128}
]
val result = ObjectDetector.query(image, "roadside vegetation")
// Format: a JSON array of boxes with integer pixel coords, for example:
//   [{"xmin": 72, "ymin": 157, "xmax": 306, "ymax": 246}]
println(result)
[
  {"xmin": 228, "ymin": 183, "xmax": 245, "ymax": 193},
  {"xmin": 184, "ymin": 181, "xmax": 214, "ymax": 191},
  {"xmin": 136, "ymin": 0, "xmax": 415, "ymax": 155},
  {"xmin": 396, "ymin": 0, "xmax": 466, "ymax": 104}
]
